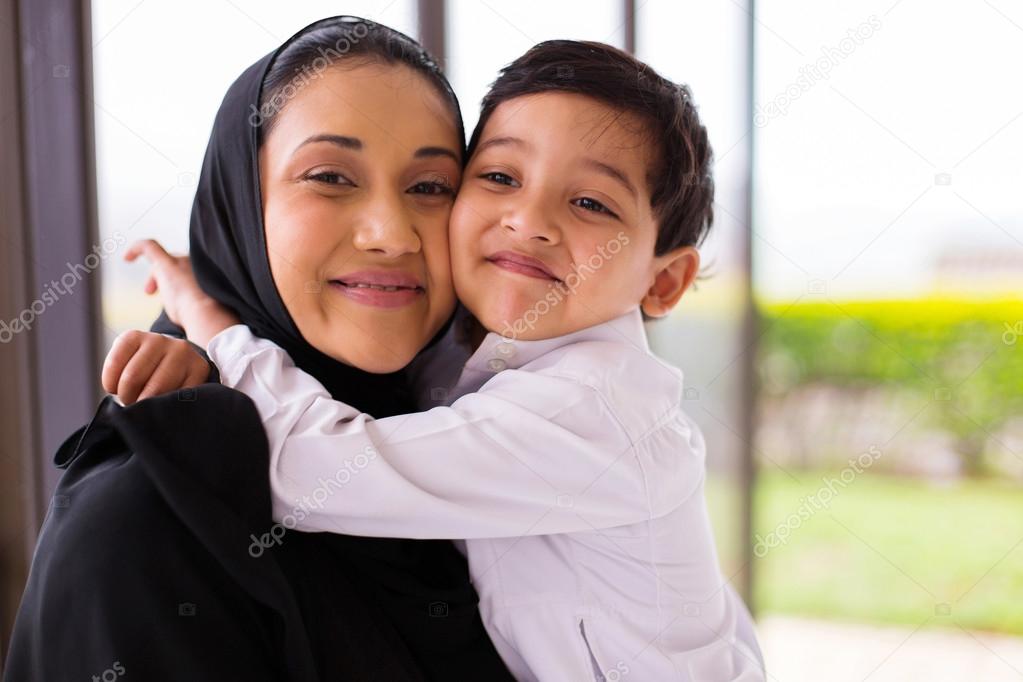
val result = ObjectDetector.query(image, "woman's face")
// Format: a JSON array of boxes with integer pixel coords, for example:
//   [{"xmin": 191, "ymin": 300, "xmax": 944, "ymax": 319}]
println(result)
[{"xmin": 260, "ymin": 61, "xmax": 461, "ymax": 373}]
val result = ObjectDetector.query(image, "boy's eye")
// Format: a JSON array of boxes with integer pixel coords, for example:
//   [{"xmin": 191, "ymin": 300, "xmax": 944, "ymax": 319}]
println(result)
[
  {"xmin": 307, "ymin": 171, "xmax": 353, "ymax": 186},
  {"xmin": 409, "ymin": 180, "xmax": 455, "ymax": 196},
  {"xmin": 572, "ymin": 197, "xmax": 618, "ymax": 219},
  {"xmin": 479, "ymin": 171, "xmax": 519, "ymax": 187}
]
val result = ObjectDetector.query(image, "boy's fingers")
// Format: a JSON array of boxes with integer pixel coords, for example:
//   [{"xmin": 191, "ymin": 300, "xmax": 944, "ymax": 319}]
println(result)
[
  {"xmin": 136, "ymin": 357, "xmax": 189, "ymax": 402},
  {"xmin": 116, "ymin": 342, "xmax": 165, "ymax": 405},
  {"xmin": 124, "ymin": 239, "xmax": 174, "ymax": 266},
  {"xmin": 137, "ymin": 343, "xmax": 209, "ymax": 402},
  {"xmin": 101, "ymin": 331, "xmax": 144, "ymax": 396},
  {"xmin": 143, "ymin": 274, "xmax": 158, "ymax": 295},
  {"xmin": 183, "ymin": 359, "xmax": 210, "ymax": 388}
]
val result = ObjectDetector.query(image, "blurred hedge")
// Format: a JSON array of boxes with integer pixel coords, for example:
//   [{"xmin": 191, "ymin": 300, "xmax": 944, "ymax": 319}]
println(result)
[{"xmin": 758, "ymin": 299, "xmax": 1023, "ymax": 474}]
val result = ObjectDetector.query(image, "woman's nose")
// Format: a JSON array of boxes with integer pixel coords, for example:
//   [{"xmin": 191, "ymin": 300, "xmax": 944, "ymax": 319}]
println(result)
[{"xmin": 351, "ymin": 193, "xmax": 422, "ymax": 257}]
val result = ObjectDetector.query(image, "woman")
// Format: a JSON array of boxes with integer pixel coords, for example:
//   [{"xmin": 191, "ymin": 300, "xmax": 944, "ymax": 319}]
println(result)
[{"xmin": 3, "ymin": 17, "xmax": 512, "ymax": 681}]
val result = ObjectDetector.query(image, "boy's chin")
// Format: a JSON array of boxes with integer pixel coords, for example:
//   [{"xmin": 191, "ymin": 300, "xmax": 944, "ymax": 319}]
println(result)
[{"xmin": 474, "ymin": 306, "xmax": 564, "ymax": 342}]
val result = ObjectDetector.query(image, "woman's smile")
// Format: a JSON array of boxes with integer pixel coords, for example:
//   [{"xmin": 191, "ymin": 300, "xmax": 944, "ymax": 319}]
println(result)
[{"xmin": 328, "ymin": 269, "xmax": 426, "ymax": 309}]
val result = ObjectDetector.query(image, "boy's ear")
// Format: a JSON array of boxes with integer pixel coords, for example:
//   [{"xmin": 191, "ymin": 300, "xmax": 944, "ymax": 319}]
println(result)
[{"xmin": 640, "ymin": 246, "xmax": 700, "ymax": 318}]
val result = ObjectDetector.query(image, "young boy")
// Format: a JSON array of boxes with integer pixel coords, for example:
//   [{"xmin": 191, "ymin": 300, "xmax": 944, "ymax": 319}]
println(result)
[{"xmin": 107, "ymin": 41, "xmax": 764, "ymax": 681}]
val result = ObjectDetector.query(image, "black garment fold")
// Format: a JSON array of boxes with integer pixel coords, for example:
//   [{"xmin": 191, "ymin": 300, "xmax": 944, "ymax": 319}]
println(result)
[{"xmin": 3, "ymin": 386, "xmax": 421, "ymax": 680}]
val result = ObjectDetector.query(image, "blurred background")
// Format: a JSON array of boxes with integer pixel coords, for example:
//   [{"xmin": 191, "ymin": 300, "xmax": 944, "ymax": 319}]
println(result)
[{"xmin": 1, "ymin": 1, "xmax": 1021, "ymax": 679}]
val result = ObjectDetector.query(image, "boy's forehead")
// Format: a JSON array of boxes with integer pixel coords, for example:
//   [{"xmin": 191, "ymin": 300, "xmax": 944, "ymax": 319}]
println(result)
[{"xmin": 481, "ymin": 92, "xmax": 654, "ymax": 173}]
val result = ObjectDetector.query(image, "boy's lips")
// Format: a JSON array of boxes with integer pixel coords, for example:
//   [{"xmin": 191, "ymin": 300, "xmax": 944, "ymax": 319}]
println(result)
[
  {"xmin": 485, "ymin": 250, "xmax": 561, "ymax": 282},
  {"xmin": 328, "ymin": 270, "xmax": 425, "ymax": 309}
]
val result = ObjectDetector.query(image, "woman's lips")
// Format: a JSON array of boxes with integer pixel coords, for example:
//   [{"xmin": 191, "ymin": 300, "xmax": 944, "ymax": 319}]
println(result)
[
  {"xmin": 486, "ymin": 251, "xmax": 560, "ymax": 282},
  {"xmin": 328, "ymin": 270, "xmax": 424, "ymax": 309}
]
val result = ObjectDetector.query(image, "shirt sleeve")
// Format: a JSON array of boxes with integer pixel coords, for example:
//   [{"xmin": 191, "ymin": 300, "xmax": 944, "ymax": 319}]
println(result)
[{"xmin": 207, "ymin": 324, "xmax": 676, "ymax": 539}]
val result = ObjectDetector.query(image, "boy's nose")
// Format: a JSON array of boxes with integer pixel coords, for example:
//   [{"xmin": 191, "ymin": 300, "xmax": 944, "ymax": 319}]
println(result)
[{"xmin": 501, "ymin": 197, "xmax": 561, "ymax": 244}]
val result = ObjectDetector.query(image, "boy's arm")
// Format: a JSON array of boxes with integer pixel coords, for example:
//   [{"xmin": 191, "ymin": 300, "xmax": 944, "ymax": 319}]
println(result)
[{"xmin": 208, "ymin": 325, "xmax": 700, "ymax": 540}]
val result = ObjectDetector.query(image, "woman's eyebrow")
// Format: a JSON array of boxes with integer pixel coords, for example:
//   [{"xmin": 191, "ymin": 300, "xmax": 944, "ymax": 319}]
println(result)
[
  {"xmin": 295, "ymin": 135, "xmax": 457, "ymax": 164},
  {"xmin": 296, "ymin": 134, "xmax": 362, "ymax": 152},
  {"xmin": 414, "ymin": 146, "xmax": 460, "ymax": 163}
]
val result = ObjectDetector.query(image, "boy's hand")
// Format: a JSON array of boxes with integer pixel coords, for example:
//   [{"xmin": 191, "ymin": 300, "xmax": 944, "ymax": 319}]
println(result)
[
  {"xmin": 126, "ymin": 239, "xmax": 240, "ymax": 346},
  {"xmin": 102, "ymin": 330, "xmax": 210, "ymax": 405},
  {"xmin": 125, "ymin": 239, "xmax": 207, "ymax": 326}
]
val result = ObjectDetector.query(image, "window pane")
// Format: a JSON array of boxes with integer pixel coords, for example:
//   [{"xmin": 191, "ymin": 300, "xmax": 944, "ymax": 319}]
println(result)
[
  {"xmin": 752, "ymin": 1, "xmax": 1023, "ymax": 675},
  {"xmin": 639, "ymin": 0, "xmax": 753, "ymax": 581},
  {"xmin": 446, "ymin": 0, "xmax": 625, "ymax": 131}
]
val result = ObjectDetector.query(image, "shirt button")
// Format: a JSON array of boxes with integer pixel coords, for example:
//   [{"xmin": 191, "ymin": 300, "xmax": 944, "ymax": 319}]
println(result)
[
  {"xmin": 486, "ymin": 358, "xmax": 507, "ymax": 372},
  {"xmin": 495, "ymin": 342, "xmax": 516, "ymax": 358}
]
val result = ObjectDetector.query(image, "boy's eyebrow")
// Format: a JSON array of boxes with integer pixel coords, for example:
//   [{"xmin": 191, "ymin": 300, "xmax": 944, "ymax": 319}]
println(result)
[
  {"xmin": 475, "ymin": 135, "xmax": 637, "ymax": 197},
  {"xmin": 474, "ymin": 135, "xmax": 527, "ymax": 155},
  {"xmin": 583, "ymin": 158, "xmax": 638, "ymax": 198}
]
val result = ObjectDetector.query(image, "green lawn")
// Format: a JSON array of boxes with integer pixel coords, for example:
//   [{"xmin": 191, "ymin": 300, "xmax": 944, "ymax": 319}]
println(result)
[{"xmin": 751, "ymin": 469, "xmax": 1023, "ymax": 634}]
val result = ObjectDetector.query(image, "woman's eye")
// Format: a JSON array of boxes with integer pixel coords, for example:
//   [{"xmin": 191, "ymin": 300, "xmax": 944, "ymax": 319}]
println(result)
[
  {"xmin": 409, "ymin": 181, "xmax": 454, "ymax": 196},
  {"xmin": 480, "ymin": 172, "xmax": 518, "ymax": 187},
  {"xmin": 307, "ymin": 171, "xmax": 352, "ymax": 186},
  {"xmin": 573, "ymin": 197, "xmax": 618, "ymax": 218}
]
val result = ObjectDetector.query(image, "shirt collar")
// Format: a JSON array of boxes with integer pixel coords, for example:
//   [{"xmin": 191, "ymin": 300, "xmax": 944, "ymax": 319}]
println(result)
[{"xmin": 462, "ymin": 307, "xmax": 649, "ymax": 376}]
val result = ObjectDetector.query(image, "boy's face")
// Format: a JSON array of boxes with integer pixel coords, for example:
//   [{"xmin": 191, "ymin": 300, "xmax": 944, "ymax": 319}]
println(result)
[{"xmin": 449, "ymin": 92, "xmax": 682, "ymax": 340}]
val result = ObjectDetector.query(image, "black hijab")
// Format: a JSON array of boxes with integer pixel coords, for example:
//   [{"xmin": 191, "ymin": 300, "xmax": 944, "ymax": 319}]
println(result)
[{"xmin": 153, "ymin": 15, "xmax": 457, "ymax": 417}]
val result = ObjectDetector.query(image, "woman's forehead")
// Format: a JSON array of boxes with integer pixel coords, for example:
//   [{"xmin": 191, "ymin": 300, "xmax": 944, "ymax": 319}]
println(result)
[{"xmin": 269, "ymin": 63, "xmax": 461, "ymax": 153}]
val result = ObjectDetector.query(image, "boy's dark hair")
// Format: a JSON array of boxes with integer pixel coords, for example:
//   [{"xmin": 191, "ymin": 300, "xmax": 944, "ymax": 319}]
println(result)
[{"xmin": 468, "ymin": 40, "xmax": 714, "ymax": 255}]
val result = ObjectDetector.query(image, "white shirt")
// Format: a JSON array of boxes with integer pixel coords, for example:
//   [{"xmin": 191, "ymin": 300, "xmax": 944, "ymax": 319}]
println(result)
[{"xmin": 208, "ymin": 308, "xmax": 765, "ymax": 681}]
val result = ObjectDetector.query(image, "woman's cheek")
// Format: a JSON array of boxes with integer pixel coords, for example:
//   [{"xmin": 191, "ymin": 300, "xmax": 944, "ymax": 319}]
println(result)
[
  {"xmin": 265, "ymin": 213, "xmax": 326, "ymax": 316},
  {"xmin": 422, "ymin": 212, "xmax": 453, "ymax": 274}
]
